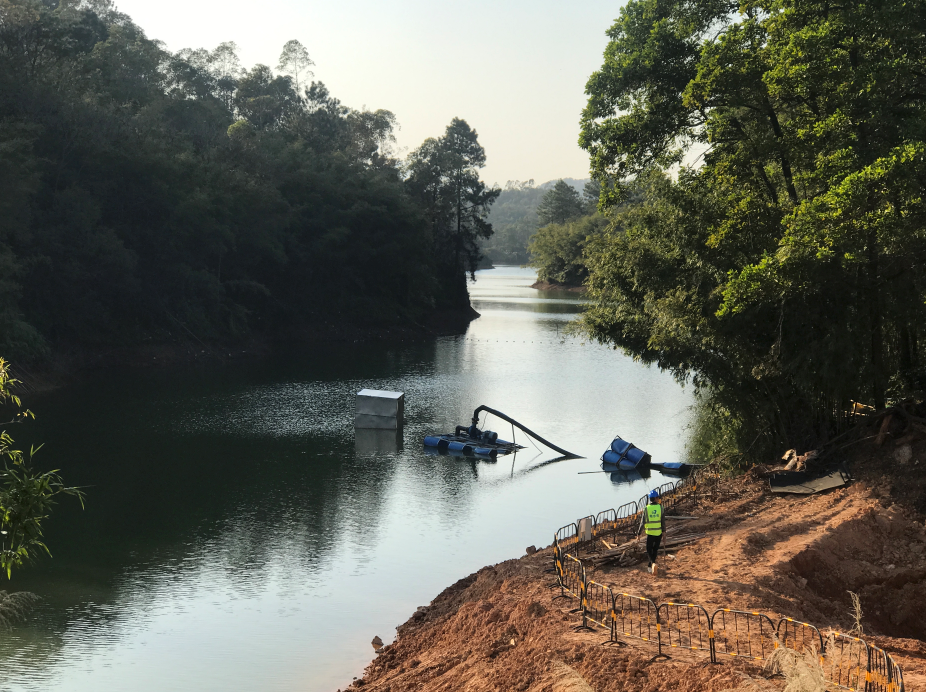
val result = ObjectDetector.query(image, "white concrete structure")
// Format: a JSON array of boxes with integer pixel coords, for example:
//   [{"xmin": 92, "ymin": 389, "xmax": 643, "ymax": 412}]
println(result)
[{"xmin": 354, "ymin": 389, "xmax": 404, "ymax": 430}]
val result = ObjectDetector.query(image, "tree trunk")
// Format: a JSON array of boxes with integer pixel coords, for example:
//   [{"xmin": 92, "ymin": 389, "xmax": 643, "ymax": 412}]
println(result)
[{"xmin": 868, "ymin": 231, "xmax": 885, "ymax": 409}]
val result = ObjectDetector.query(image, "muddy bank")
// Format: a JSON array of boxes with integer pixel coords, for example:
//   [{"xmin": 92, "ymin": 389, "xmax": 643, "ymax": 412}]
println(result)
[{"xmin": 348, "ymin": 445, "xmax": 926, "ymax": 691}]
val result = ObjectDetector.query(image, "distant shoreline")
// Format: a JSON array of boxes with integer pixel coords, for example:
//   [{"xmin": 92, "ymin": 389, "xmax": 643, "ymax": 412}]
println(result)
[
  {"xmin": 10, "ymin": 308, "xmax": 479, "ymax": 393},
  {"xmin": 530, "ymin": 280, "xmax": 586, "ymax": 293}
]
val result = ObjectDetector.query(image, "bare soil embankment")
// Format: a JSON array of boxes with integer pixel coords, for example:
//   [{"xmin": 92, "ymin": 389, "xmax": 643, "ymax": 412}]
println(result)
[{"xmin": 347, "ymin": 440, "xmax": 926, "ymax": 692}]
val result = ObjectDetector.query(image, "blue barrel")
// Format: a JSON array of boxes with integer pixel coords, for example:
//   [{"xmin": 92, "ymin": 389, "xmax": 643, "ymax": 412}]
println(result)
[
  {"xmin": 423, "ymin": 436, "xmax": 442, "ymax": 447},
  {"xmin": 474, "ymin": 447, "xmax": 498, "ymax": 458},
  {"xmin": 611, "ymin": 437, "xmax": 632, "ymax": 455},
  {"xmin": 602, "ymin": 449, "xmax": 624, "ymax": 465},
  {"xmin": 624, "ymin": 447, "xmax": 647, "ymax": 465},
  {"xmin": 447, "ymin": 441, "xmax": 473, "ymax": 453}
]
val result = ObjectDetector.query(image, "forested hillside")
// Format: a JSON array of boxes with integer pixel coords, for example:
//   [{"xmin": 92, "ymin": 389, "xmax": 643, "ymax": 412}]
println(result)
[
  {"xmin": 0, "ymin": 0, "xmax": 494, "ymax": 363},
  {"xmin": 579, "ymin": 0, "xmax": 926, "ymax": 464},
  {"xmin": 481, "ymin": 178, "xmax": 587, "ymax": 265}
]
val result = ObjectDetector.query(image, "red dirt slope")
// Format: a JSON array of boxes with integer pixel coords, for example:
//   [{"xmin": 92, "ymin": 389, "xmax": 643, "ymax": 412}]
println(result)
[{"xmin": 346, "ymin": 456, "xmax": 926, "ymax": 692}]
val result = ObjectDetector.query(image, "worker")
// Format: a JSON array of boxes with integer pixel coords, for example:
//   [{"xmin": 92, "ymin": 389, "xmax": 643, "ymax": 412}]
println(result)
[{"xmin": 638, "ymin": 489, "xmax": 665, "ymax": 575}]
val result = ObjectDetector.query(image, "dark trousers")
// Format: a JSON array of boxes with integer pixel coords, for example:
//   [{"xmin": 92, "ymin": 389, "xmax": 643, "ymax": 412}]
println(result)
[{"xmin": 646, "ymin": 533, "xmax": 662, "ymax": 565}]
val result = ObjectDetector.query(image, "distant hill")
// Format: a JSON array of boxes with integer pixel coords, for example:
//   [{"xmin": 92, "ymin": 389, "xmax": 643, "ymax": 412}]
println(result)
[
  {"xmin": 538, "ymin": 178, "xmax": 588, "ymax": 191},
  {"xmin": 482, "ymin": 179, "xmax": 590, "ymax": 265}
]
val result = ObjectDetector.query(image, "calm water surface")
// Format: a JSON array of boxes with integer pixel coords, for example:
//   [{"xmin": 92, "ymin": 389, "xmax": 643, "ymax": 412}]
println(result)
[{"xmin": 0, "ymin": 267, "xmax": 693, "ymax": 691}]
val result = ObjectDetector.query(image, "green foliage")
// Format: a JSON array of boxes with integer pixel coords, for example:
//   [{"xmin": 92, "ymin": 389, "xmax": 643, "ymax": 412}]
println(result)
[
  {"xmin": 0, "ymin": 358, "xmax": 83, "ymax": 578},
  {"xmin": 580, "ymin": 0, "xmax": 926, "ymax": 462},
  {"xmin": 0, "ymin": 1, "xmax": 478, "ymax": 360},
  {"xmin": 529, "ymin": 214, "xmax": 609, "ymax": 286},
  {"xmin": 536, "ymin": 180, "xmax": 586, "ymax": 226},
  {"xmin": 480, "ymin": 180, "xmax": 544, "ymax": 265},
  {"xmin": 482, "ymin": 179, "xmax": 598, "ymax": 265},
  {"xmin": 405, "ymin": 118, "xmax": 499, "ymax": 308}
]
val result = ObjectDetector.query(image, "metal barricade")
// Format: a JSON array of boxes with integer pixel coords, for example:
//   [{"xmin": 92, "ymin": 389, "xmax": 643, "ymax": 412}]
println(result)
[
  {"xmin": 711, "ymin": 609, "xmax": 777, "ymax": 661},
  {"xmin": 593, "ymin": 502, "xmax": 639, "ymax": 545},
  {"xmin": 575, "ymin": 515, "xmax": 595, "ymax": 555},
  {"xmin": 888, "ymin": 653, "xmax": 905, "ymax": 692},
  {"xmin": 777, "ymin": 617, "xmax": 824, "ymax": 661},
  {"xmin": 868, "ymin": 645, "xmax": 891, "ymax": 692},
  {"xmin": 614, "ymin": 592, "xmax": 665, "ymax": 657},
  {"xmin": 593, "ymin": 509, "xmax": 617, "ymax": 540},
  {"xmin": 823, "ymin": 632, "xmax": 868, "ymax": 691},
  {"xmin": 657, "ymin": 602, "xmax": 713, "ymax": 657},
  {"xmin": 551, "ymin": 536, "xmax": 564, "ymax": 587},
  {"xmin": 560, "ymin": 554, "xmax": 585, "ymax": 603},
  {"xmin": 616, "ymin": 501, "xmax": 641, "ymax": 531},
  {"xmin": 585, "ymin": 581, "xmax": 616, "ymax": 642},
  {"xmin": 556, "ymin": 523, "xmax": 579, "ymax": 557}
]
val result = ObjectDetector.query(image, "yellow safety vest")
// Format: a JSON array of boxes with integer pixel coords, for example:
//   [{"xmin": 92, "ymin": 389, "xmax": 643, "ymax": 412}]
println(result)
[{"xmin": 644, "ymin": 503, "xmax": 662, "ymax": 536}]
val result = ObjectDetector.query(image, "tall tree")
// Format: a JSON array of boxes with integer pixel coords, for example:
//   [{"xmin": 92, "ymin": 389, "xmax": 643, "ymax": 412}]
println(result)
[
  {"xmin": 536, "ymin": 180, "xmax": 585, "ymax": 226},
  {"xmin": 234, "ymin": 64, "xmax": 299, "ymax": 129},
  {"xmin": 406, "ymin": 118, "xmax": 500, "ymax": 308},
  {"xmin": 210, "ymin": 41, "xmax": 242, "ymax": 109},
  {"xmin": 277, "ymin": 39, "xmax": 314, "ymax": 94}
]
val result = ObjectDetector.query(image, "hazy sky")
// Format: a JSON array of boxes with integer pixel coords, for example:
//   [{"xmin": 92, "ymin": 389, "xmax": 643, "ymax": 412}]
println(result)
[{"xmin": 114, "ymin": 0, "xmax": 626, "ymax": 186}]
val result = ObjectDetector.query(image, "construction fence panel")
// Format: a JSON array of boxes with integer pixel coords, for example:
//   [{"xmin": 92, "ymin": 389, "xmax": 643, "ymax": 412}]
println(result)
[
  {"xmin": 888, "ymin": 653, "xmax": 905, "ymax": 692},
  {"xmin": 868, "ymin": 645, "xmax": 891, "ymax": 692},
  {"xmin": 594, "ymin": 503, "xmax": 640, "ymax": 545},
  {"xmin": 616, "ymin": 501, "xmax": 641, "ymax": 529},
  {"xmin": 711, "ymin": 609, "xmax": 777, "ymax": 662},
  {"xmin": 593, "ymin": 509, "xmax": 617, "ymax": 541},
  {"xmin": 656, "ymin": 482, "xmax": 677, "ymax": 512},
  {"xmin": 556, "ymin": 523, "xmax": 579, "ymax": 557},
  {"xmin": 776, "ymin": 617, "xmax": 824, "ymax": 660},
  {"xmin": 552, "ymin": 553, "xmax": 906, "ymax": 687},
  {"xmin": 585, "ymin": 581, "xmax": 615, "ymax": 640},
  {"xmin": 560, "ymin": 554, "xmax": 584, "ymax": 602},
  {"xmin": 552, "ymin": 536, "xmax": 564, "ymax": 585},
  {"xmin": 614, "ymin": 592, "xmax": 662, "ymax": 653},
  {"xmin": 575, "ymin": 515, "xmax": 596, "ymax": 556},
  {"xmin": 823, "ymin": 633, "xmax": 868, "ymax": 692},
  {"xmin": 657, "ymin": 602, "xmax": 713, "ymax": 658}
]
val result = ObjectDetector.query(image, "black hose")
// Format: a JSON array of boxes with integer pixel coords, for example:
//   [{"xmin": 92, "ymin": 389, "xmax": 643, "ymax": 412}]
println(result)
[{"xmin": 471, "ymin": 405, "xmax": 582, "ymax": 459}]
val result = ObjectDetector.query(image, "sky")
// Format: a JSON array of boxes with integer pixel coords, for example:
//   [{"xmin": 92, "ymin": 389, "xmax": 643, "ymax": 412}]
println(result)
[{"xmin": 113, "ymin": 0, "xmax": 626, "ymax": 187}]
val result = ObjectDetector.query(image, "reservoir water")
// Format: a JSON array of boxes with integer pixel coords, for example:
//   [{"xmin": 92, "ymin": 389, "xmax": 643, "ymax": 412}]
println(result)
[{"xmin": 0, "ymin": 267, "xmax": 693, "ymax": 691}]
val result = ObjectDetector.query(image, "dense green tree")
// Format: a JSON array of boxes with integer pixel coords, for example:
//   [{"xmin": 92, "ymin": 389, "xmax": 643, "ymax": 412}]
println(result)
[
  {"xmin": 0, "ymin": 0, "xmax": 479, "ymax": 361},
  {"xmin": 529, "ymin": 213, "xmax": 609, "ymax": 286},
  {"xmin": 579, "ymin": 0, "xmax": 926, "ymax": 462},
  {"xmin": 480, "ymin": 180, "xmax": 543, "ymax": 265},
  {"xmin": 536, "ymin": 179, "xmax": 585, "ymax": 226},
  {"xmin": 406, "ymin": 118, "xmax": 499, "ymax": 308},
  {"xmin": 234, "ymin": 64, "xmax": 300, "ymax": 129},
  {"xmin": 277, "ymin": 39, "xmax": 313, "ymax": 93}
]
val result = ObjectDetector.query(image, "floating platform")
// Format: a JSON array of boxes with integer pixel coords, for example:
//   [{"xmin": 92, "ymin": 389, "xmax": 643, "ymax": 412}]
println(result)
[
  {"xmin": 601, "ymin": 435, "xmax": 651, "ymax": 471},
  {"xmin": 423, "ymin": 405, "xmax": 580, "ymax": 460},
  {"xmin": 650, "ymin": 461, "xmax": 689, "ymax": 474},
  {"xmin": 423, "ymin": 434, "xmax": 522, "ymax": 458}
]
